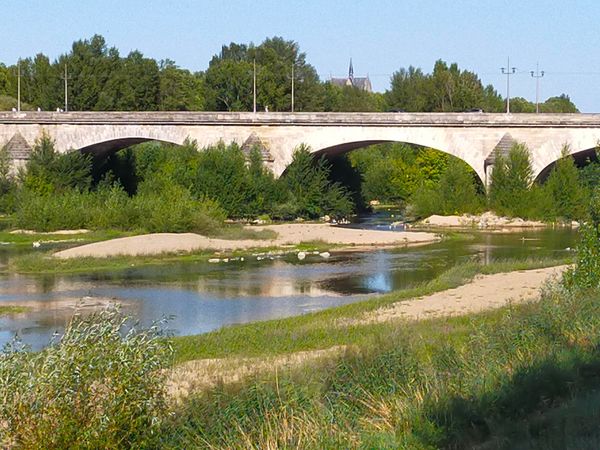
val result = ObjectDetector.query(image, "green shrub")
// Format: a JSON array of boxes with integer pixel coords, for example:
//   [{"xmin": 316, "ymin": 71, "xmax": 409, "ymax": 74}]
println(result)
[
  {"xmin": 410, "ymin": 158, "xmax": 483, "ymax": 218},
  {"xmin": 281, "ymin": 145, "xmax": 354, "ymax": 219},
  {"xmin": 564, "ymin": 188, "xmax": 600, "ymax": 290},
  {"xmin": 542, "ymin": 146, "xmax": 587, "ymax": 220},
  {"xmin": 193, "ymin": 142, "xmax": 252, "ymax": 218},
  {"xmin": 0, "ymin": 306, "xmax": 173, "ymax": 449},
  {"xmin": 14, "ymin": 181, "xmax": 226, "ymax": 234},
  {"xmin": 489, "ymin": 143, "xmax": 534, "ymax": 218},
  {"xmin": 19, "ymin": 132, "xmax": 92, "ymax": 195}
]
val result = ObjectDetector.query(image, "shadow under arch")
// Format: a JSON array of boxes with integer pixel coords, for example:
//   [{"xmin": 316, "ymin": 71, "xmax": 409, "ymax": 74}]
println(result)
[
  {"xmin": 77, "ymin": 137, "xmax": 183, "ymax": 158},
  {"xmin": 307, "ymin": 139, "xmax": 485, "ymax": 187},
  {"xmin": 535, "ymin": 147, "xmax": 599, "ymax": 183}
]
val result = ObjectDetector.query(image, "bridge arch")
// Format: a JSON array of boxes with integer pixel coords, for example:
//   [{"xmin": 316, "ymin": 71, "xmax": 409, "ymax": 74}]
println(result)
[
  {"xmin": 534, "ymin": 146, "xmax": 599, "ymax": 183},
  {"xmin": 76, "ymin": 136, "xmax": 184, "ymax": 158},
  {"xmin": 307, "ymin": 139, "xmax": 485, "ymax": 185}
]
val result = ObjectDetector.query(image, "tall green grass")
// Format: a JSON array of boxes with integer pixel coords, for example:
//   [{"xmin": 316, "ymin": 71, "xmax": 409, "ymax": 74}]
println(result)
[
  {"xmin": 0, "ymin": 307, "xmax": 173, "ymax": 449},
  {"xmin": 165, "ymin": 280, "xmax": 600, "ymax": 449}
]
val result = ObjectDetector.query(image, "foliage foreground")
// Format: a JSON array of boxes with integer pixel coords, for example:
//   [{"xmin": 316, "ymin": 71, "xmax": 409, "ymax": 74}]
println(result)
[
  {"xmin": 159, "ymin": 194, "xmax": 600, "ymax": 448},
  {"xmin": 0, "ymin": 307, "xmax": 173, "ymax": 449},
  {"xmin": 0, "ymin": 236, "xmax": 598, "ymax": 448},
  {"xmin": 164, "ymin": 278, "xmax": 600, "ymax": 449}
]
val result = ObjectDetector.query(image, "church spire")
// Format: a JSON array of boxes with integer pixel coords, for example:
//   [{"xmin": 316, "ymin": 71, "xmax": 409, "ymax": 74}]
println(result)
[{"xmin": 349, "ymin": 58, "xmax": 354, "ymax": 82}]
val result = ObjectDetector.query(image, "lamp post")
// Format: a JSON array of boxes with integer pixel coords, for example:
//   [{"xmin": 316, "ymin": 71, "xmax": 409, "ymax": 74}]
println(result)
[
  {"xmin": 17, "ymin": 59, "xmax": 21, "ymax": 112},
  {"xmin": 60, "ymin": 62, "xmax": 71, "ymax": 112},
  {"xmin": 291, "ymin": 63, "xmax": 294, "ymax": 113},
  {"xmin": 530, "ymin": 63, "xmax": 544, "ymax": 114},
  {"xmin": 253, "ymin": 59, "xmax": 257, "ymax": 113},
  {"xmin": 501, "ymin": 57, "xmax": 516, "ymax": 114}
]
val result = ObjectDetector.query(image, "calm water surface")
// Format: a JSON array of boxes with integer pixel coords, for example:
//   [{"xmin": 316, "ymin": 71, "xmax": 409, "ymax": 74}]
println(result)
[{"xmin": 0, "ymin": 212, "xmax": 576, "ymax": 349}]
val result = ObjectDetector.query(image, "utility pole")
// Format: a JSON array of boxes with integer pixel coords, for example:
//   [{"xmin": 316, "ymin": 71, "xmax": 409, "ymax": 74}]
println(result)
[
  {"xmin": 501, "ymin": 57, "xmax": 516, "ymax": 114},
  {"xmin": 253, "ymin": 59, "xmax": 257, "ymax": 113},
  {"xmin": 530, "ymin": 63, "xmax": 544, "ymax": 114},
  {"xmin": 17, "ymin": 59, "xmax": 21, "ymax": 112},
  {"xmin": 61, "ymin": 62, "xmax": 71, "ymax": 112},
  {"xmin": 291, "ymin": 63, "xmax": 294, "ymax": 113}
]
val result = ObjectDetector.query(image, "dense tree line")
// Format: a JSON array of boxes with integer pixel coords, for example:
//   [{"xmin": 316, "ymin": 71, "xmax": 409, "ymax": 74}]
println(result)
[
  {"xmin": 0, "ymin": 135, "xmax": 355, "ymax": 231},
  {"xmin": 0, "ymin": 34, "xmax": 578, "ymax": 113}
]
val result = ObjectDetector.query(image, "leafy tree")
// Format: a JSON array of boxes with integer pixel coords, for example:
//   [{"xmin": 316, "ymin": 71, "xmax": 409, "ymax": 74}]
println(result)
[
  {"xmin": 281, "ymin": 145, "xmax": 353, "ymax": 219},
  {"xmin": 0, "ymin": 64, "xmax": 11, "ymax": 96},
  {"xmin": 68, "ymin": 34, "xmax": 120, "ymax": 111},
  {"xmin": 509, "ymin": 97, "xmax": 536, "ymax": 113},
  {"xmin": 541, "ymin": 94, "xmax": 579, "ymax": 113},
  {"xmin": 386, "ymin": 60, "xmax": 503, "ymax": 112},
  {"xmin": 205, "ymin": 58, "xmax": 253, "ymax": 111},
  {"xmin": 20, "ymin": 133, "xmax": 92, "ymax": 195},
  {"xmin": 415, "ymin": 148, "xmax": 449, "ymax": 186},
  {"xmin": 563, "ymin": 188, "xmax": 600, "ymax": 290},
  {"xmin": 542, "ymin": 146, "xmax": 587, "ymax": 220},
  {"xmin": 410, "ymin": 157, "xmax": 482, "ymax": 217},
  {"xmin": 489, "ymin": 143, "xmax": 533, "ymax": 217},
  {"xmin": 30, "ymin": 54, "xmax": 61, "ymax": 110},
  {"xmin": 323, "ymin": 84, "xmax": 383, "ymax": 112},
  {"xmin": 97, "ymin": 50, "xmax": 160, "ymax": 110},
  {"xmin": 580, "ymin": 149, "xmax": 600, "ymax": 191},
  {"xmin": 158, "ymin": 60, "xmax": 205, "ymax": 111},
  {"xmin": 247, "ymin": 147, "xmax": 284, "ymax": 215},
  {"xmin": 204, "ymin": 37, "xmax": 321, "ymax": 112},
  {"xmin": 193, "ymin": 142, "xmax": 251, "ymax": 217},
  {"xmin": 386, "ymin": 66, "xmax": 431, "ymax": 111}
]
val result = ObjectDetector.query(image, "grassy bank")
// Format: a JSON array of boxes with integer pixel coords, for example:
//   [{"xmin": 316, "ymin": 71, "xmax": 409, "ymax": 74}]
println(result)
[
  {"xmin": 165, "ymin": 260, "xmax": 600, "ymax": 449},
  {"xmin": 0, "ymin": 306, "xmax": 29, "ymax": 315},
  {"xmin": 0, "ymin": 229, "xmax": 130, "ymax": 248},
  {"xmin": 173, "ymin": 256, "xmax": 571, "ymax": 362},
  {"xmin": 0, "ymin": 255, "xmax": 588, "ymax": 448}
]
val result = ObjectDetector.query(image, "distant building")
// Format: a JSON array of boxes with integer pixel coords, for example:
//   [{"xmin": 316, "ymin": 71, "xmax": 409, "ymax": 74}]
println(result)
[{"xmin": 330, "ymin": 59, "xmax": 372, "ymax": 92}]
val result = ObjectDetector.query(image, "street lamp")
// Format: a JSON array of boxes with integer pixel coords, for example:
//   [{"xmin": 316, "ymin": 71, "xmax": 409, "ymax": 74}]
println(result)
[
  {"xmin": 60, "ymin": 61, "xmax": 71, "ymax": 112},
  {"xmin": 253, "ymin": 59, "xmax": 257, "ymax": 113},
  {"xmin": 501, "ymin": 57, "xmax": 516, "ymax": 114},
  {"xmin": 530, "ymin": 63, "xmax": 544, "ymax": 114},
  {"xmin": 17, "ymin": 59, "xmax": 21, "ymax": 112},
  {"xmin": 291, "ymin": 63, "xmax": 295, "ymax": 113}
]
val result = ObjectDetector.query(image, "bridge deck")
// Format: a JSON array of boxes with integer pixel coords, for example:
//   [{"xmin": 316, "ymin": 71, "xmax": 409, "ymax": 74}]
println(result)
[{"xmin": 2, "ymin": 112, "xmax": 600, "ymax": 128}]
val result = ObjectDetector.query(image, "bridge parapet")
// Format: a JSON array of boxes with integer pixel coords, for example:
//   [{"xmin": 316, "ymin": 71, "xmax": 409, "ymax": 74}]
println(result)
[{"xmin": 1, "ymin": 111, "xmax": 600, "ymax": 127}]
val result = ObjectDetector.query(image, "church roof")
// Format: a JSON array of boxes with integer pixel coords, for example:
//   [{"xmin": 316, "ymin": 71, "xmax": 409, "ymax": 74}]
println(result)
[{"xmin": 329, "ymin": 59, "xmax": 372, "ymax": 92}]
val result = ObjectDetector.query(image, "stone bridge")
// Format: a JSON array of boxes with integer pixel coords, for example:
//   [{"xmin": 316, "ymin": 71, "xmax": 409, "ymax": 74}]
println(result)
[{"xmin": 2, "ymin": 111, "xmax": 600, "ymax": 183}]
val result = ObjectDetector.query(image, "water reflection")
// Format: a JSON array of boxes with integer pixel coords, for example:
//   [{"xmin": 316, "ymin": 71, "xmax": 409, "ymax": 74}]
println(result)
[{"xmin": 0, "ymin": 223, "xmax": 576, "ymax": 350}]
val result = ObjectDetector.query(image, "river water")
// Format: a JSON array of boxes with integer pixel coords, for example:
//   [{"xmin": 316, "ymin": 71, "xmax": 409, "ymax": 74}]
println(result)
[{"xmin": 0, "ymin": 211, "xmax": 576, "ymax": 349}]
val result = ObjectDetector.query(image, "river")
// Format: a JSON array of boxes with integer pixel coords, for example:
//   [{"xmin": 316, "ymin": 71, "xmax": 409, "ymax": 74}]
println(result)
[{"xmin": 0, "ymin": 211, "xmax": 576, "ymax": 349}]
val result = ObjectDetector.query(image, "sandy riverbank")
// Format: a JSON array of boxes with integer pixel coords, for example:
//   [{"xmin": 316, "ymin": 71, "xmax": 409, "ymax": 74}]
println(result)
[
  {"xmin": 413, "ymin": 211, "xmax": 550, "ymax": 229},
  {"xmin": 53, "ymin": 223, "xmax": 439, "ymax": 259},
  {"xmin": 346, "ymin": 265, "xmax": 567, "ymax": 326},
  {"xmin": 168, "ymin": 264, "xmax": 567, "ymax": 399}
]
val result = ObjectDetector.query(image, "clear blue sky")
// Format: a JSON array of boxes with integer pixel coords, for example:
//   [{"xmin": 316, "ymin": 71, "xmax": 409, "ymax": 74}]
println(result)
[{"xmin": 3, "ymin": 0, "xmax": 600, "ymax": 111}]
